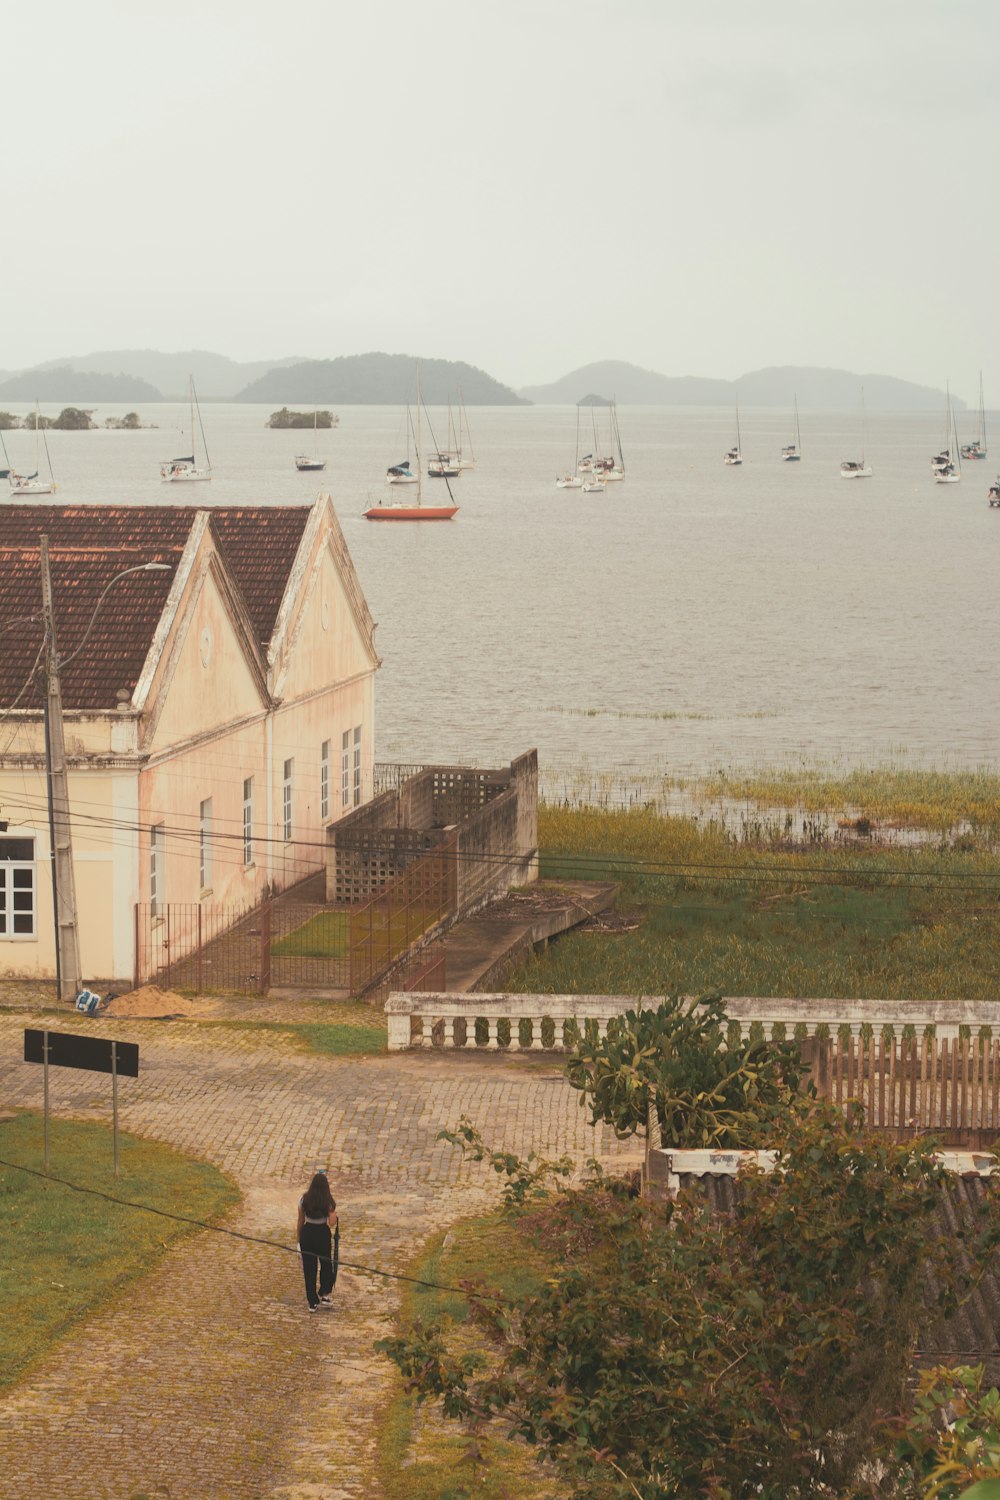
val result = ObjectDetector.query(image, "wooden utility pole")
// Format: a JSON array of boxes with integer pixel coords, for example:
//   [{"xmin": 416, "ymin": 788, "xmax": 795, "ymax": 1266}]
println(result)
[{"xmin": 39, "ymin": 535, "xmax": 81, "ymax": 1003}]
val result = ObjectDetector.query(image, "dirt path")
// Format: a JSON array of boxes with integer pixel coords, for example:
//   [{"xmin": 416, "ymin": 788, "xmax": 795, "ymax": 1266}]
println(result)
[{"xmin": 0, "ymin": 1012, "xmax": 636, "ymax": 1498}]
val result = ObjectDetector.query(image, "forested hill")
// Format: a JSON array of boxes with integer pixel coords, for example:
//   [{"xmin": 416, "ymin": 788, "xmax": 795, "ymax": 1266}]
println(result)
[
  {"xmin": 520, "ymin": 360, "xmax": 963, "ymax": 410},
  {"xmin": 236, "ymin": 353, "xmax": 530, "ymax": 405},
  {"xmin": 0, "ymin": 368, "xmax": 163, "ymax": 402}
]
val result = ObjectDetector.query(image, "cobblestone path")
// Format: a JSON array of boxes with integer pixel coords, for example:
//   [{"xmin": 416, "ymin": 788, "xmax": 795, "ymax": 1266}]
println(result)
[{"xmin": 0, "ymin": 1011, "xmax": 637, "ymax": 1499}]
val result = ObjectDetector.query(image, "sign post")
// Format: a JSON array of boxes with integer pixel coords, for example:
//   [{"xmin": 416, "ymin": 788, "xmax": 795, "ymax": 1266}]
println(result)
[
  {"xmin": 24, "ymin": 1029, "xmax": 140, "ymax": 1177},
  {"xmin": 112, "ymin": 1041, "xmax": 119, "ymax": 1178},
  {"xmin": 43, "ymin": 1030, "xmax": 50, "ymax": 1171}
]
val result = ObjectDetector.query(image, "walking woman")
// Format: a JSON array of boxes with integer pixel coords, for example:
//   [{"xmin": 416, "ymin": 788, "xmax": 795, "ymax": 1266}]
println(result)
[{"xmin": 297, "ymin": 1171, "xmax": 339, "ymax": 1312}]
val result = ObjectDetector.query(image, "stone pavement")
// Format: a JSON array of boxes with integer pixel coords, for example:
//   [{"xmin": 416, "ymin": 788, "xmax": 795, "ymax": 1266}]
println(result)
[{"xmin": 0, "ymin": 1008, "xmax": 638, "ymax": 1499}]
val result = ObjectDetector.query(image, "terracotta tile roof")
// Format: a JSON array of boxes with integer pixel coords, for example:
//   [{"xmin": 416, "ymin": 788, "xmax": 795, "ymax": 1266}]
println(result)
[{"xmin": 0, "ymin": 505, "xmax": 310, "ymax": 713}]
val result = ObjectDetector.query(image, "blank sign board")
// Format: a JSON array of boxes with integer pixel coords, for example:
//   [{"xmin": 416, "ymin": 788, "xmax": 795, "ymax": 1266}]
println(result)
[{"xmin": 23, "ymin": 1029, "xmax": 139, "ymax": 1078}]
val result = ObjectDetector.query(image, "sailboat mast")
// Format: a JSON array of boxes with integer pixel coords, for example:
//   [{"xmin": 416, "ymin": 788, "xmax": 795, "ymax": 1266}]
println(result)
[
  {"xmin": 40, "ymin": 405, "xmax": 55, "ymax": 483},
  {"xmin": 415, "ymin": 362, "xmax": 422, "ymax": 507},
  {"xmin": 613, "ymin": 399, "xmax": 625, "ymax": 473},
  {"xmin": 794, "ymin": 395, "xmax": 801, "ymax": 452},
  {"xmin": 736, "ymin": 402, "xmax": 742, "ymax": 457},
  {"xmin": 574, "ymin": 403, "xmax": 580, "ymax": 469},
  {"xmin": 194, "ymin": 378, "xmax": 211, "ymax": 471},
  {"xmin": 34, "ymin": 402, "xmax": 40, "ymax": 474},
  {"xmin": 460, "ymin": 392, "xmax": 475, "ymax": 464},
  {"xmin": 980, "ymin": 370, "xmax": 987, "ymax": 450}
]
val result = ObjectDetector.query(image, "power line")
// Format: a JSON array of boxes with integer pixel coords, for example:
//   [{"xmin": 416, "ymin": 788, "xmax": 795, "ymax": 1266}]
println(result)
[
  {"xmin": 0, "ymin": 1155, "xmax": 506, "ymax": 1301},
  {"xmin": 5, "ymin": 788, "xmax": 1000, "ymax": 895}
]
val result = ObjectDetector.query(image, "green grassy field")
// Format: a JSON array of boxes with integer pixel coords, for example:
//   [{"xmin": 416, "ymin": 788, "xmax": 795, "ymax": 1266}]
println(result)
[
  {"xmin": 512, "ymin": 805, "xmax": 1000, "ymax": 1001},
  {"xmin": 376, "ymin": 1213, "xmax": 553, "ymax": 1500},
  {"xmin": 0, "ymin": 1112, "xmax": 239, "ymax": 1394}
]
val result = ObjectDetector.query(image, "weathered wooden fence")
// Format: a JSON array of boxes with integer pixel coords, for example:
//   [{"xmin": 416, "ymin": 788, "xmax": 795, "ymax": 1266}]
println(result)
[{"xmin": 814, "ymin": 1032, "xmax": 1000, "ymax": 1146}]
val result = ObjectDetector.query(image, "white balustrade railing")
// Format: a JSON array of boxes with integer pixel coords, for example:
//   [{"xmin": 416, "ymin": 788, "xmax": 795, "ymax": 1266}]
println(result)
[{"xmin": 384, "ymin": 992, "xmax": 1000, "ymax": 1053}]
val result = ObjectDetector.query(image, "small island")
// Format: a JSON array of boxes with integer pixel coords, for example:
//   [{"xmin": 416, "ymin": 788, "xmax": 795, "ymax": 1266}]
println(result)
[
  {"xmin": 267, "ymin": 407, "xmax": 338, "ymax": 429},
  {"xmin": 9, "ymin": 408, "xmax": 157, "ymax": 431}
]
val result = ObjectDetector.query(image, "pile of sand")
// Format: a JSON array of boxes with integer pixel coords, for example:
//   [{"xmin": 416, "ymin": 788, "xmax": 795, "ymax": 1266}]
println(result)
[{"xmin": 103, "ymin": 985, "xmax": 198, "ymax": 1019}]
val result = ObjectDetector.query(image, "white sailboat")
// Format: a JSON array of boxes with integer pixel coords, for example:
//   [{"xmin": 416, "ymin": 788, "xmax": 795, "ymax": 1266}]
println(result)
[
  {"xmin": 931, "ymin": 381, "xmax": 955, "ymax": 475},
  {"xmin": 9, "ymin": 402, "xmax": 57, "ymax": 494},
  {"xmin": 961, "ymin": 372, "xmax": 987, "ymax": 461},
  {"xmin": 840, "ymin": 389, "xmax": 873, "ymax": 479},
  {"xmin": 935, "ymin": 395, "xmax": 962, "ymax": 484},
  {"xmin": 781, "ymin": 398, "xmax": 802, "ymax": 461},
  {"xmin": 557, "ymin": 405, "xmax": 584, "ymax": 488},
  {"xmin": 724, "ymin": 404, "xmax": 743, "ymax": 465},
  {"xmin": 598, "ymin": 401, "xmax": 625, "ymax": 480},
  {"xmin": 160, "ymin": 377, "xmax": 212, "ymax": 482},
  {"xmin": 295, "ymin": 409, "xmax": 326, "ymax": 472}
]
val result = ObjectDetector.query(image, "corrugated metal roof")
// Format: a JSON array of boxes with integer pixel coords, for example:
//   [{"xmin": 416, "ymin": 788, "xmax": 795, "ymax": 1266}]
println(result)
[
  {"xmin": 678, "ymin": 1171, "xmax": 1000, "ymax": 1381},
  {"xmin": 0, "ymin": 505, "xmax": 310, "ymax": 712}
]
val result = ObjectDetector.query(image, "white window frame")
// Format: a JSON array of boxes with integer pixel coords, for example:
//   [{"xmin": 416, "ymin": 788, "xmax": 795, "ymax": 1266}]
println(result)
[
  {"xmin": 341, "ymin": 730, "xmax": 350, "ymax": 809},
  {"xmin": 320, "ymin": 741, "xmax": 330, "ymax": 822},
  {"xmin": 199, "ymin": 798, "xmax": 213, "ymax": 891},
  {"xmin": 0, "ymin": 836, "xmax": 36, "ymax": 939},
  {"xmin": 353, "ymin": 725, "xmax": 362, "ymax": 807},
  {"xmin": 243, "ymin": 778, "xmax": 254, "ymax": 867},
  {"xmin": 150, "ymin": 824, "xmax": 164, "ymax": 914},
  {"xmin": 283, "ymin": 758, "xmax": 294, "ymax": 842}
]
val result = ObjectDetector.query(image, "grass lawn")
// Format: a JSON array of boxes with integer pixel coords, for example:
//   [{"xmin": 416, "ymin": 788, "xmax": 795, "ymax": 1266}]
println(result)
[
  {"xmin": 518, "ymin": 805, "xmax": 1000, "ymax": 1002},
  {"xmin": 0, "ymin": 1111, "xmax": 239, "ymax": 1394},
  {"xmin": 376, "ymin": 1213, "xmax": 555, "ymax": 1500},
  {"xmin": 202, "ymin": 1006, "xmax": 387, "ymax": 1056},
  {"xmin": 270, "ymin": 910, "xmax": 350, "ymax": 958},
  {"xmin": 271, "ymin": 906, "xmax": 446, "ymax": 963}
]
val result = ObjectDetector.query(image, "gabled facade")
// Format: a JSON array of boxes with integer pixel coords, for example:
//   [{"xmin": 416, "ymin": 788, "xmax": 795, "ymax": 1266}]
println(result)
[{"xmin": 0, "ymin": 496, "xmax": 379, "ymax": 985}]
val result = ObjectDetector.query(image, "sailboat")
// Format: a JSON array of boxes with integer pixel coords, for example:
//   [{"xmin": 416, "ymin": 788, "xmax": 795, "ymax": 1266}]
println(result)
[
  {"xmin": 9, "ymin": 403, "xmax": 58, "ymax": 494},
  {"xmin": 295, "ymin": 409, "xmax": 326, "ymax": 472},
  {"xmin": 386, "ymin": 406, "xmax": 420, "ymax": 484},
  {"xmin": 930, "ymin": 381, "xmax": 956, "ymax": 474},
  {"xmin": 961, "ymin": 372, "xmax": 987, "ymax": 461},
  {"xmin": 840, "ymin": 389, "xmax": 873, "ymax": 479},
  {"xmin": 557, "ymin": 405, "xmax": 584, "ymax": 488},
  {"xmin": 724, "ymin": 404, "xmax": 743, "ymax": 465},
  {"xmin": 160, "ymin": 377, "xmax": 211, "ymax": 482},
  {"xmin": 365, "ymin": 365, "xmax": 458, "ymax": 521},
  {"xmin": 781, "ymin": 398, "xmax": 802, "ymax": 461},
  {"xmin": 935, "ymin": 395, "xmax": 962, "ymax": 484},
  {"xmin": 988, "ymin": 476, "xmax": 1000, "ymax": 508},
  {"xmin": 597, "ymin": 401, "xmax": 625, "ymax": 480}
]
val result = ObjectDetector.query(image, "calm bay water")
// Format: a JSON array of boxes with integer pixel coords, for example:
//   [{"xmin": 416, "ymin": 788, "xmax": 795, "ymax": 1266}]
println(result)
[{"xmin": 6, "ymin": 400, "xmax": 999, "ymax": 793}]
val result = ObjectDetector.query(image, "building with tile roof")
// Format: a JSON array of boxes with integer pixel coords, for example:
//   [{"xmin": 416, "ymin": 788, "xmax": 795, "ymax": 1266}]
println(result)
[{"xmin": 0, "ymin": 495, "xmax": 379, "ymax": 986}]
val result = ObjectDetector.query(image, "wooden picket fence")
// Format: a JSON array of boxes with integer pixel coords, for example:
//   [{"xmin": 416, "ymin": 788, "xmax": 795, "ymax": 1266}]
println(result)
[{"xmin": 812, "ymin": 1032, "xmax": 1000, "ymax": 1147}]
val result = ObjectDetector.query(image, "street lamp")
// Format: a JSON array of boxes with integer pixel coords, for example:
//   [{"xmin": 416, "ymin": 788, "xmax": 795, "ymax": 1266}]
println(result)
[{"xmin": 39, "ymin": 539, "xmax": 173, "ymax": 1003}]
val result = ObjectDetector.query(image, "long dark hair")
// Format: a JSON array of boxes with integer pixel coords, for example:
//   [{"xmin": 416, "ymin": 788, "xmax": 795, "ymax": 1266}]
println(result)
[{"xmin": 302, "ymin": 1172, "xmax": 335, "ymax": 1218}]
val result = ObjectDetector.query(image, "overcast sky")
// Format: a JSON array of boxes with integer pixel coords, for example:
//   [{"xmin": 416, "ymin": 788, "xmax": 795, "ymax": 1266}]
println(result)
[{"xmin": 5, "ymin": 0, "xmax": 999, "ymax": 397}]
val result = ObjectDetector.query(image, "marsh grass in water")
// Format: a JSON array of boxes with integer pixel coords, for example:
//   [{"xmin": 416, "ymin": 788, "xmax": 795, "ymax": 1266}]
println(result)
[
  {"xmin": 0, "ymin": 1112, "xmax": 238, "ymax": 1393},
  {"xmin": 695, "ymin": 765, "xmax": 1000, "ymax": 836},
  {"xmin": 376, "ymin": 1214, "xmax": 552, "ymax": 1500},
  {"xmin": 525, "ymin": 805, "xmax": 1000, "ymax": 1001}
]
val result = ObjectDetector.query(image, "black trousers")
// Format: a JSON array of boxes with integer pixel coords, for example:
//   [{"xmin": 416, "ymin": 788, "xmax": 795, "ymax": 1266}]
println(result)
[{"xmin": 299, "ymin": 1222, "xmax": 337, "ymax": 1306}]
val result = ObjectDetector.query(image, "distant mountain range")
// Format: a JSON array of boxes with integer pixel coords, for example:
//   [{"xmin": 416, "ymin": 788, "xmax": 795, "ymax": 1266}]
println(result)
[
  {"xmin": 22, "ymin": 349, "xmax": 303, "ymax": 401},
  {"xmin": 0, "ymin": 349, "xmax": 966, "ymax": 411},
  {"xmin": 234, "ymin": 353, "xmax": 529, "ymax": 405},
  {"xmin": 0, "ymin": 367, "xmax": 162, "ymax": 403},
  {"xmin": 519, "ymin": 361, "xmax": 965, "ymax": 411}
]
